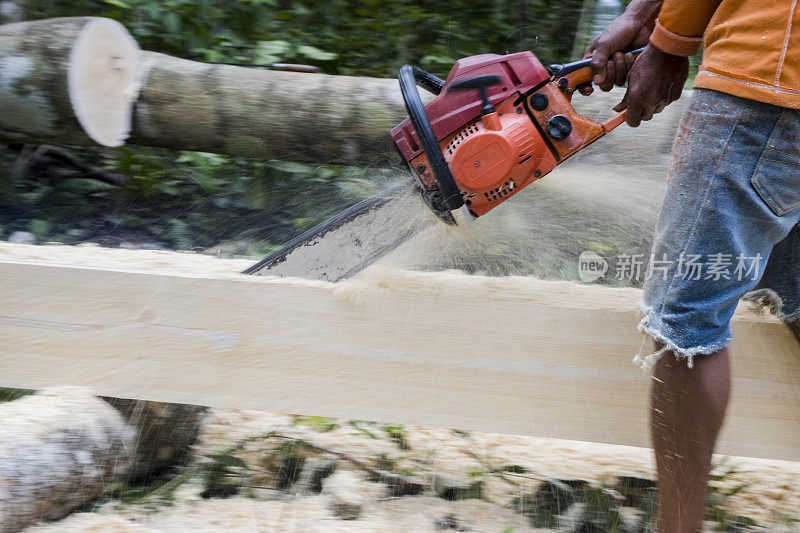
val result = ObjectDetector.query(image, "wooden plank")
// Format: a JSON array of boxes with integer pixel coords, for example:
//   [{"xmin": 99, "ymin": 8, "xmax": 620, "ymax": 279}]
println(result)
[{"xmin": 0, "ymin": 244, "xmax": 798, "ymax": 461}]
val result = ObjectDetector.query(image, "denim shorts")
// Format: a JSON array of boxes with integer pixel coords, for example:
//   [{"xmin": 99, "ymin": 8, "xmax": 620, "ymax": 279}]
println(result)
[{"xmin": 636, "ymin": 89, "xmax": 800, "ymax": 369}]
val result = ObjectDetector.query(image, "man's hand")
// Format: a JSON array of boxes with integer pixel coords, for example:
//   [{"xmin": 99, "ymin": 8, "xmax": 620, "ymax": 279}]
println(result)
[
  {"xmin": 581, "ymin": 0, "xmax": 662, "ymax": 94},
  {"xmin": 616, "ymin": 44, "xmax": 688, "ymax": 127}
]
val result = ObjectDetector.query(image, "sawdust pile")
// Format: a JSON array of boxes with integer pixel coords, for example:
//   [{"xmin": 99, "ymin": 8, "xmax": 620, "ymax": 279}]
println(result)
[{"xmin": 21, "ymin": 407, "xmax": 800, "ymax": 532}]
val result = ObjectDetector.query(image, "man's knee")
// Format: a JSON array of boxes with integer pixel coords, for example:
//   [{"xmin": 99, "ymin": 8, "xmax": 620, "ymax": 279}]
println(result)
[{"xmin": 651, "ymin": 349, "xmax": 731, "ymax": 422}]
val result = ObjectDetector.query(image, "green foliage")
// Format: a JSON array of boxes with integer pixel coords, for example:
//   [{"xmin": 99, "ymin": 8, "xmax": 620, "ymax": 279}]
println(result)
[
  {"xmin": 348, "ymin": 419, "xmax": 379, "ymax": 439},
  {"xmin": 293, "ymin": 415, "xmax": 339, "ymax": 432},
  {"xmin": 26, "ymin": 0, "xmax": 587, "ymax": 78},
  {"xmin": 0, "ymin": 387, "xmax": 35, "ymax": 403},
  {"xmin": 382, "ymin": 424, "xmax": 410, "ymax": 450},
  {"xmin": 514, "ymin": 472, "xmax": 764, "ymax": 533},
  {"xmin": 0, "ymin": 146, "xmax": 390, "ymax": 250}
]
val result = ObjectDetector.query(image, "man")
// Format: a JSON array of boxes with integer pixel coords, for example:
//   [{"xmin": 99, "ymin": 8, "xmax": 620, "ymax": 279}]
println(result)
[{"xmin": 584, "ymin": 1, "xmax": 800, "ymax": 532}]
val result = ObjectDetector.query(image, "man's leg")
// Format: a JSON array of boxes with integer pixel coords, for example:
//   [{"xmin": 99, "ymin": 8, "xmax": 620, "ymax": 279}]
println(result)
[
  {"xmin": 638, "ymin": 90, "xmax": 800, "ymax": 532},
  {"xmin": 650, "ymin": 350, "xmax": 731, "ymax": 533}
]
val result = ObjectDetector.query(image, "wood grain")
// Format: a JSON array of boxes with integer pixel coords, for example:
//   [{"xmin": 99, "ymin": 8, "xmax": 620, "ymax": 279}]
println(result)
[{"xmin": 0, "ymin": 245, "xmax": 797, "ymax": 461}]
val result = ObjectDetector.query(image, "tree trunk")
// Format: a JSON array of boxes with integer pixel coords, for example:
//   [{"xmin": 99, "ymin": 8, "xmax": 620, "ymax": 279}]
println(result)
[
  {"xmin": 0, "ymin": 19, "xmax": 684, "ymax": 167},
  {"xmin": 0, "ymin": 389, "xmax": 208, "ymax": 532},
  {"xmin": 0, "ymin": 388, "xmax": 133, "ymax": 533},
  {"xmin": 0, "ymin": 0, "xmax": 23, "ymax": 25},
  {"xmin": 102, "ymin": 398, "xmax": 207, "ymax": 482},
  {"xmin": 129, "ymin": 51, "xmax": 412, "ymax": 166},
  {"xmin": 0, "ymin": 17, "xmax": 140, "ymax": 147}
]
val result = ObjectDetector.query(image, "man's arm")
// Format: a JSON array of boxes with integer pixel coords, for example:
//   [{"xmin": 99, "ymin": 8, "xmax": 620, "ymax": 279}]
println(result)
[
  {"xmin": 621, "ymin": 0, "xmax": 724, "ymax": 127},
  {"xmin": 584, "ymin": 0, "xmax": 721, "ymax": 89},
  {"xmin": 584, "ymin": 0, "xmax": 662, "ymax": 92}
]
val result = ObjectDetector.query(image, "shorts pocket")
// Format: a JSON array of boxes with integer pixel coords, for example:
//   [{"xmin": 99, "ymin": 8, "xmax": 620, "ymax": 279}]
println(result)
[{"xmin": 750, "ymin": 112, "xmax": 800, "ymax": 217}]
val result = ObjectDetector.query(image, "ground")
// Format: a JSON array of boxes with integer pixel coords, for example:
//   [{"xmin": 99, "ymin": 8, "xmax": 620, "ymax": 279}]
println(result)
[{"xmin": 23, "ymin": 407, "xmax": 800, "ymax": 533}]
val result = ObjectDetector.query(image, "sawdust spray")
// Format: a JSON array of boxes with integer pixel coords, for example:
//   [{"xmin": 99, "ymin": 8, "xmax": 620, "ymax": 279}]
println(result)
[
  {"xmin": 357, "ymin": 91, "xmax": 676, "ymax": 284},
  {"xmin": 370, "ymin": 160, "xmax": 666, "ymax": 287}
]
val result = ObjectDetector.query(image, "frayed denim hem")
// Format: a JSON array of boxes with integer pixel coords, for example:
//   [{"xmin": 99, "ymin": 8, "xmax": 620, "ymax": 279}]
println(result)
[
  {"xmin": 634, "ymin": 302, "xmax": 731, "ymax": 373},
  {"xmin": 743, "ymin": 288, "xmax": 800, "ymax": 323}
]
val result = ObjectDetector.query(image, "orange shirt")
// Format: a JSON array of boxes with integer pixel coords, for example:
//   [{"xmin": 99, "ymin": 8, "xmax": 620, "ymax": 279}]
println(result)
[{"xmin": 650, "ymin": 1, "xmax": 800, "ymax": 108}]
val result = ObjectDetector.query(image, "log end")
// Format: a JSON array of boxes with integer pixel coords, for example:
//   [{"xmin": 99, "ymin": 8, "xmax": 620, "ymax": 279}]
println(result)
[{"xmin": 67, "ymin": 18, "xmax": 140, "ymax": 147}]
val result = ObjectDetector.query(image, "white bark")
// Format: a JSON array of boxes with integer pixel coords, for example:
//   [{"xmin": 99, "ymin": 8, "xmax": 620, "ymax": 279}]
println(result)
[
  {"xmin": 129, "ymin": 51, "xmax": 411, "ymax": 165},
  {"xmin": 0, "ymin": 0, "xmax": 23, "ymax": 25}
]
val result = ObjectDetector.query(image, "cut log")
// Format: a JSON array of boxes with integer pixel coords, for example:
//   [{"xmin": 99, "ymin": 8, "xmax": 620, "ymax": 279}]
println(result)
[
  {"xmin": 0, "ymin": 388, "xmax": 133, "ymax": 533},
  {"xmin": 0, "ymin": 17, "xmax": 140, "ymax": 147},
  {"xmin": 1, "ymin": 25, "xmax": 685, "ymax": 165},
  {"xmin": 0, "ymin": 388, "xmax": 207, "ymax": 532},
  {"xmin": 0, "ymin": 243, "xmax": 798, "ymax": 462},
  {"xmin": 113, "ymin": 53, "xmax": 688, "ymax": 166}
]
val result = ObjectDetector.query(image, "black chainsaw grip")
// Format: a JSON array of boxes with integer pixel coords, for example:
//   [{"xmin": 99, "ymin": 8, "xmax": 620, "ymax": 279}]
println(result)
[
  {"xmin": 410, "ymin": 66, "xmax": 444, "ymax": 96},
  {"xmin": 398, "ymin": 64, "xmax": 463, "ymax": 212}
]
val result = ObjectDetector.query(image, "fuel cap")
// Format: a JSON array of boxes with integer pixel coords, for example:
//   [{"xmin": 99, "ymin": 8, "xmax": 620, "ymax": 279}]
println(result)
[{"xmin": 547, "ymin": 115, "xmax": 572, "ymax": 140}]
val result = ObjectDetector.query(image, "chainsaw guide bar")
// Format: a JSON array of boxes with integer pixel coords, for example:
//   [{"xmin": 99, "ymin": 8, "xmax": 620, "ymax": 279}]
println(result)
[{"xmin": 243, "ymin": 181, "xmax": 435, "ymax": 282}]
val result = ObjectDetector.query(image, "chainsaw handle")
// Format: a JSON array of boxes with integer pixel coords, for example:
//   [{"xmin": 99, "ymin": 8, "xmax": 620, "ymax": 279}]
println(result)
[
  {"xmin": 552, "ymin": 47, "xmax": 644, "ymax": 133},
  {"xmin": 548, "ymin": 46, "xmax": 645, "ymax": 80},
  {"xmin": 398, "ymin": 65, "xmax": 464, "ymax": 212},
  {"xmin": 409, "ymin": 66, "xmax": 445, "ymax": 96},
  {"xmin": 556, "ymin": 65, "xmax": 626, "ymax": 133}
]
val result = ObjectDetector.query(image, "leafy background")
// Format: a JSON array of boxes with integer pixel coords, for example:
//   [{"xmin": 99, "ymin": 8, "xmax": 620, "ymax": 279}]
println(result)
[{"xmin": 1, "ymin": 0, "xmax": 598, "ymax": 255}]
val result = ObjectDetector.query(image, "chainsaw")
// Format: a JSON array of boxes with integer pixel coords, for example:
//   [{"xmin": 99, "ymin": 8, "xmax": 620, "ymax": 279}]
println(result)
[{"xmin": 245, "ymin": 48, "xmax": 642, "ymax": 281}]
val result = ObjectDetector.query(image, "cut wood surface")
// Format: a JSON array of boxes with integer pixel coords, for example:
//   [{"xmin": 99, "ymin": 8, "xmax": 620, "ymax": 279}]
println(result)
[
  {"xmin": 0, "ymin": 17, "xmax": 140, "ymax": 147},
  {"xmin": 1, "ymin": 243, "xmax": 798, "ymax": 461}
]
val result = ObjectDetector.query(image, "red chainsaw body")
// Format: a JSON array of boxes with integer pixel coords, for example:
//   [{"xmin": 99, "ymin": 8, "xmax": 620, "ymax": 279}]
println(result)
[
  {"xmin": 392, "ymin": 52, "xmax": 550, "ymax": 161},
  {"xmin": 408, "ymin": 95, "xmax": 557, "ymax": 217},
  {"xmin": 391, "ymin": 51, "xmax": 624, "ymax": 219}
]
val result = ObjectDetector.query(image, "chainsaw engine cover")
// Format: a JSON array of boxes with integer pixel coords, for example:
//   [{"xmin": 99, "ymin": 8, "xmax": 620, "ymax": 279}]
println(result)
[
  {"xmin": 391, "ymin": 52, "xmax": 557, "ymax": 219},
  {"xmin": 439, "ymin": 97, "xmax": 555, "ymax": 216}
]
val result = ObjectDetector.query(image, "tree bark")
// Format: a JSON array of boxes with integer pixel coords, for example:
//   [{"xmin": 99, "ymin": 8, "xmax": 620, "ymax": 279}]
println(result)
[
  {"xmin": 0, "ymin": 17, "xmax": 139, "ymax": 147},
  {"xmin": 0, "ymin": 389, "xmax": 207, "ymax": 532},
  {"xmin": 102, "ymin": 398, "xmax": 207, "ymax": 482},
  {"xmin": 129, "ymin": 51, "xmax": 412, "ymax": 166}
]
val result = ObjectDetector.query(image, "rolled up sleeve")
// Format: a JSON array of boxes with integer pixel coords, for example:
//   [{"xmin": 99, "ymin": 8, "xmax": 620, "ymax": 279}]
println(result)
[{"xmin": 650, "ymin": 0, "xmax": 723, "ymax": 56}]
